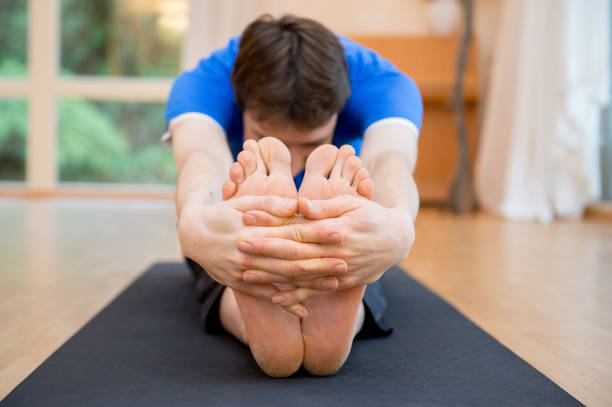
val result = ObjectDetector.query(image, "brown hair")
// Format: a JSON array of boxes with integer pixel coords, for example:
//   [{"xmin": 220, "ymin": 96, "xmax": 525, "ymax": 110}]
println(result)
[{"xmin": 231, "ymin": 14, "xmax": 350, "ymax": 129}]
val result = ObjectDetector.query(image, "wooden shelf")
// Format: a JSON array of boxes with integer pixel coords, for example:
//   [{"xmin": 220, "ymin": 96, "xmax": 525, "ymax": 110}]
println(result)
[{"xmin": 347, "ymin": 35, "xmax": 480, "ymax": 102}]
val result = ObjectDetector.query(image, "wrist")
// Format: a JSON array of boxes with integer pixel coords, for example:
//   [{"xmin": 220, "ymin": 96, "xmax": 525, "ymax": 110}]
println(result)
[{"xmin": 179, "ymin": 185, "xmax": 222, "ymax": 216}]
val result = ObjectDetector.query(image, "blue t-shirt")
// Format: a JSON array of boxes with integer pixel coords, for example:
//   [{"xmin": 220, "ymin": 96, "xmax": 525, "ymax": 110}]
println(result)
[{"xmin": 165, "ymin": 35, "xmax": 423, "ymax": 187}]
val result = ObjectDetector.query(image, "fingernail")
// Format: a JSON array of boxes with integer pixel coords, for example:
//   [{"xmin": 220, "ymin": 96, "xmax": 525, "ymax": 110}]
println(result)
[
  {"xmin": 243, "ymin": 273, "xmax": 258, "ymax": 283},
  {"xmin": 238, "ymin": 241, "xmax": 253, "ymax": 253},
  {"xmin": 244, "ymin": 214, "xmax": 256, "ymax": 225},
  {"xmin": 272, "ymin": 294, "xmax": 287, "ymax": 305},
  {"xmin": 322, "ymin": 279, "xmax": 337, "ymax": 290},
  {"xmin": 295, "ymin": 308, "xmax": 307, "ymax": 318},
  {"xmin": 333, "ymin": 263, "xmax": 347, "ymax": 273},
  {"xmin": 329, "ymin": 233, "xmax": 342, "ymax": 243}
]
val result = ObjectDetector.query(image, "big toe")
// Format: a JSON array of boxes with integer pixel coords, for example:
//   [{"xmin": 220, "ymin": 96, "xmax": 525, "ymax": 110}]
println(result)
[
  {"xmin": 258, "ymin": 137, "xmax": 292, "ymax": 176},
  {"xmin": 304, "ymin": 144, "xmax": 338, "ymax": 180}
]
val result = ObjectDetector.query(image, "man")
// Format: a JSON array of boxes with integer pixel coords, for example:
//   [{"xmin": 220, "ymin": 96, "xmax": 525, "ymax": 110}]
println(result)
[{"xmin": 164, "ymin": 15, "xmax": 422, "ymax": 377}]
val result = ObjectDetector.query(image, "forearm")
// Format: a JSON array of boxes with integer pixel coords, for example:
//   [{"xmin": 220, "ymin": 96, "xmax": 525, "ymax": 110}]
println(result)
[
  {"xmin": 369, "ymin": 151, "xmax": 419, "ymax": 220},
  {"xmin": 360, "ymin": 121, "xmax": 420, "ymax": 220},
  {"xmin": 171, "ymin": 118, "xmax": 234, "ymax": 215}
]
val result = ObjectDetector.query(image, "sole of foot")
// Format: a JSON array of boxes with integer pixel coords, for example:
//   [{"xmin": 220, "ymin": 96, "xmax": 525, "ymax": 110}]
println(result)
[
  {"xmin": 298, "ymin": 144, "xmax": 373, "ymax": 376},
  {"xmin": 224, "ymin": 137, "xmax": 303, "ymax": 378}
]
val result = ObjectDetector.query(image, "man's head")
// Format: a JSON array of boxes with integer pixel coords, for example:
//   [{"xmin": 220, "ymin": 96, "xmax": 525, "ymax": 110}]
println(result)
[{"xmin": 232, "ymin": 15, "xmax": 350, "ymax": 175}]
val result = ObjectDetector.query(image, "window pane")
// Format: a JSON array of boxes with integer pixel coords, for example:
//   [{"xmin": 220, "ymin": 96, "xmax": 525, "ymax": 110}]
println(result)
[
  {"xmin": 58, "ymin": 100, "xmax": 176, "ymax": 184},
  {"xmin": 0, "ymin": 99, "xmax": 27, "ymax": 181},
  {"xmin": 0, "ymin": 0, "xmax": 27, "ymax": 75},
  {"xmin": 60, "ymin": 0, "xmax": 187, "ymax": 77}
]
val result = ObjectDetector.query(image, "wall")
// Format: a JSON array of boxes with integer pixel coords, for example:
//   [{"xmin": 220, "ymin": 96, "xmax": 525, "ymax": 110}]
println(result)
[{"xmin": 184, "ymin": 0, "xmax": 502, "ymax": 79}]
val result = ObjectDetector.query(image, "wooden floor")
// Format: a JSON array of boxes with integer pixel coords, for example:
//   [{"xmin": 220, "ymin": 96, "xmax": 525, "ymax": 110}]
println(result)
[{"xmin": 0, "ymin": 198, "xmax": 610, "ymax": 406}]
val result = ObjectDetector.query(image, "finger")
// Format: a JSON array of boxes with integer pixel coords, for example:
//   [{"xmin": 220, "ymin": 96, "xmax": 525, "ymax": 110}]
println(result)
[
  {"xmin": 238, "ymin": 236, "xmax": 335, "ymax": 260},
  {"xmin": 272, "ymin": 287, "xmax": 322, "ymax": 307},
  {"xmin": 298, "ymin": 195, "xmax": 362, "ymax": 220},
  {"xmin": 243, "ymin": 210, "xmax": 296, "ymax": 227},
  {"xmin": 247, "ymin": 220, "xmax": 343, "ymax": 244},
  {"xmin": 234, "ymin": 283, "xmax": 308, "ymax": 317},
  {"xmin": 228, "ymin": 195, "xmax": 297, "ymax": 217},
  {"xmin": 285, "ymin": 303, "xmax": 308, "ymax": 318},
  {"xmin": 230, "ymin": 280, "xmax": 279, "ymax": 301},
  {"xmin": 222, "ymin": 180, "xmax": 236, "ymax": 201},
  {"xmin": 243, "ymin": 270, "xmax": 339, "ymax": 290},
  {"xmin": 240, "ymin": 254, "xmax": 347, "ymax": 279}
]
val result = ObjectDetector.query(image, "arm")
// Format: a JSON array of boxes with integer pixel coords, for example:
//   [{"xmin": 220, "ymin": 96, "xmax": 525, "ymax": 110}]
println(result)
[
  {"xmin": 360, "ymin": 121, "xmax": 419, "ymax": 220},
  {"xmin": 172, "ymin": 118, "xmax": 233, "ymax": 214}
]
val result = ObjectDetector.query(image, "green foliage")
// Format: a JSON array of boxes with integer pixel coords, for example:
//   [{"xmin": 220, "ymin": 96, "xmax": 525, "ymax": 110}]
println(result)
[
  {"xmin": 60, "ymin": 0, "xmax": 113, "ymax": 76},
  {"xmin": 58, "ymin": 99, "xmax": 127, "ymax": 182},
  {"xmin": 60, "ymin": 0, "xmax": 181, "ymax": 77},
  {"xmin": 0, "ymin": 0, "xmax": 179, "ymax": 184},
  {"xmin": 0, "ymin": 0, "xmax": 27, "ymax": 74},
  {"xmin": 0, "ymin": 98, "xmax": 27, "ymax": 180},
  {"xmin": 57, "ymin": 100, "xmax": 177, "ymax": 184}
]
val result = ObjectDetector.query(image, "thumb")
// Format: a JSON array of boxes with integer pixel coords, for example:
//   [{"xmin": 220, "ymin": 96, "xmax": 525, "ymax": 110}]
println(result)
[{"xmin": 298, "ymin": 195, "xmax": 361, "ymax": 220}]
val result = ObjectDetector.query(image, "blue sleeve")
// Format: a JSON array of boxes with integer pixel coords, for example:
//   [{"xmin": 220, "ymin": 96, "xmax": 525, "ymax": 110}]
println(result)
[
  {"xmin": 340, "ymin": 36, "xmax": 423, "ymax": 133},
  {"xmin": 164, "ymin": 36, "xmax": 240, "ymax": 132}
]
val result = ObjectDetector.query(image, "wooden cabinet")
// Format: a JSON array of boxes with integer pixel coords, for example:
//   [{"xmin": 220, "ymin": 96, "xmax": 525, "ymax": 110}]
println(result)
[{"xmin": 349, "ymin": 35, "xmax": 480, "ymax": 203}]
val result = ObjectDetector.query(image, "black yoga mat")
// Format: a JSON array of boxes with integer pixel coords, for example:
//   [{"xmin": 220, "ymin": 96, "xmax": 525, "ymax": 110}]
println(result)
[{"xmin": 2, "ymin": 263, "xmax": 582, "ymax": 407}]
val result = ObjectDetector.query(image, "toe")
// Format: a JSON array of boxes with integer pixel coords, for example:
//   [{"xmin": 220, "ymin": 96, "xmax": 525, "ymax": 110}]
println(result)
[
  {"xmin": 258, "ymin": 137, "xmax": 291, "ymax": 176},
  {"xmin": 229, "ymin": 162, "xmax": 245, "ymax": 184},
  {"xmin": 352, "ymin": 167, "xmax": 369, "ymax": 187},
  {"xmin": 330, "ymin": 144, "xmax": 354, "ymax": 179},
  {"xmin": 357, "ymin": 178, "xmax": 375, "ymax": 200},
  {"xmin": 222, "ymin": 180, "xmax": 237, "ymax": 200},
  {"xmin": 244, "ymin": 139, "xmax": 266, "ymax": 175},
  {"xmin": 304, "ymin": 144, "xmax": 338, "ymax": 180},
  {"xmin": 238, "ymin": 150, "xmax": 257, "ymax": 177},
  {"xmin": 342, "ymin": 155, "xmax": 362, "ymax": 185}
]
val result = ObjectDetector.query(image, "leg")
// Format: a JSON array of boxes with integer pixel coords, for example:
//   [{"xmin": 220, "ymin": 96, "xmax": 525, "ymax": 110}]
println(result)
[
  {"xmin": 298, "ymin": 145, "xmax": 374, "ymax": 375},
  {"xmin": 219, "ymin": 287, "xmax": 247, "ymax": 344},
  {"xmin": 222, "ymin": 137, "xmax": 303, "ymax": 377}
]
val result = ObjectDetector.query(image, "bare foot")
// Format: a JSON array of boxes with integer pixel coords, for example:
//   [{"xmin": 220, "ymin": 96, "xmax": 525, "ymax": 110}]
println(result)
[
  {"xmin": 298, "ymin": 144, "xmax": 374, "ymax": 376},
  {"xmin": 221, "ymin": 137, "xmax": 303, "ymax": 378}
]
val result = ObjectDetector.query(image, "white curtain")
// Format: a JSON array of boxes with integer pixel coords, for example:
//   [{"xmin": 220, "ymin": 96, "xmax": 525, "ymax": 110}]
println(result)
[{"xmin": 475, "ymin": 0, "xmax": 610, "ymax": 221}]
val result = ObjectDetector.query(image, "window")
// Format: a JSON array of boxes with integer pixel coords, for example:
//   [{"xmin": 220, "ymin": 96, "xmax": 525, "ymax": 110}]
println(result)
[
  {"xmin": 60, "ymin": 0, "xmax": 185, "ymax": 77},
  {"xmin": 0, "ymin": 0, "xmax": 187, "ymax": 192},
  {"xmin": 58, "ymin": 100, "xmax": 175, "ymax": 184},
  {"xmin": 0, "ymin": 0, "xmax": 27, "ymax": 181},
  {"xmin": 0, "ymin": 100, "xmax": 27, "ymax": 181},
  {"xmin": 0, "ymin": 0, "xmax": 27, "ymax": 76}
]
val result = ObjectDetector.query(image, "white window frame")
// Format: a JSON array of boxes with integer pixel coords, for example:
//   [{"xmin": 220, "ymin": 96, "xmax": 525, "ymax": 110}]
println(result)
[{"xmin": 0, "ymin": 0, "xmax": 182, "ymax": 198}]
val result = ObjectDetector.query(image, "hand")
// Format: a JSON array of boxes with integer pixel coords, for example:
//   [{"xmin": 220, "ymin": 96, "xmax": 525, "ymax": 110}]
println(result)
[
  {"xmin": 236, "ymin": 195, "xmax": 415, "ymax": 307},
  {"xmin": 177, "ymin": 193, "xmax": 347, "ymax": 316}
]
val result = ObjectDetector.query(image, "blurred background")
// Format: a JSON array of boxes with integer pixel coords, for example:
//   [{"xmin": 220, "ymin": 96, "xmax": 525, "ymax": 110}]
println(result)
[
  {"xmin": 1, "ymin": 2, "xmax": 611, "ymax": 404},
  {"xmin": 0, "ymin": 0, "xmax": 610, "ymax": 220}
]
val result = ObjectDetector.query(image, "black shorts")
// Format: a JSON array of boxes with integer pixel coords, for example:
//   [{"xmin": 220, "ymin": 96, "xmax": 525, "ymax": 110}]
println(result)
[{"xmin": 186, "ymin": 257, "xmax": 393, "ymax": 339}]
